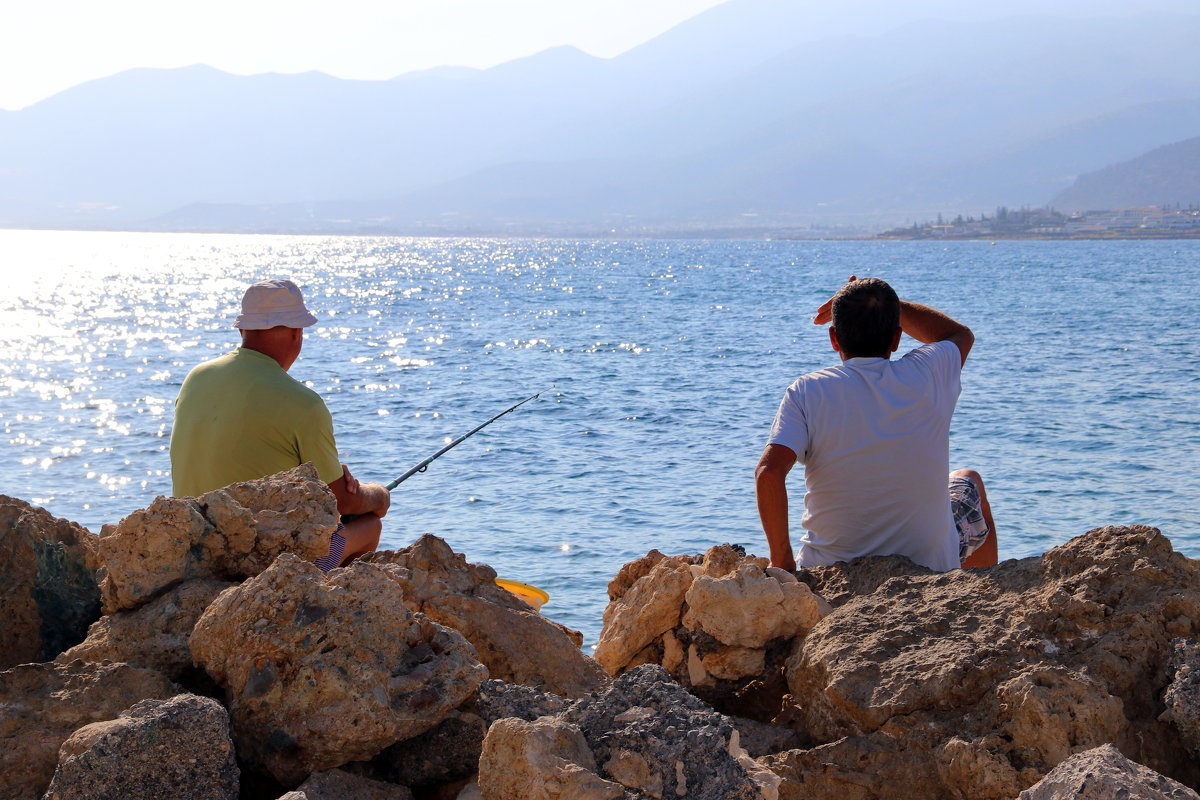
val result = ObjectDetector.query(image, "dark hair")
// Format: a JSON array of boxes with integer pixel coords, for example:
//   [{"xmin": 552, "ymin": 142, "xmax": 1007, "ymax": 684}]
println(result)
[{"xmin": 831, "ymin": 278, "xmax": 900, "ymax": 358}]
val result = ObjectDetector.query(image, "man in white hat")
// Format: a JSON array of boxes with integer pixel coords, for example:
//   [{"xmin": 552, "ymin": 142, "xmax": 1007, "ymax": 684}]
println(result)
[{"xmin": 170, "ymin": 278, "xmax": 390, "ymax": 570}]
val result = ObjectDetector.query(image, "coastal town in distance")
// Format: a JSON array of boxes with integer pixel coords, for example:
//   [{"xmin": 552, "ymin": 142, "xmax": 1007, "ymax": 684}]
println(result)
[{"xmin": 879, "ymin": 205, "xmax": 1200, "ymax": 239}]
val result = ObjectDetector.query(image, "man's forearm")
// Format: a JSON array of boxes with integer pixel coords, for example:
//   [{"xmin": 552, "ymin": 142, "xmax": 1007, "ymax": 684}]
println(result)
[
  {"xmin": 338, "ymin": 483, "xmax": 391, "ymax": 517},
  {"xmin": 899, "ymin": 300, "xmax": 974, "ymax": 364},
  {"xmin": 899, "ymin": 300, "xmax": 967, "ymax": 344},
  {"xmin": 756, "ymin": 471, "xmax": 796, "ymax": 571}
]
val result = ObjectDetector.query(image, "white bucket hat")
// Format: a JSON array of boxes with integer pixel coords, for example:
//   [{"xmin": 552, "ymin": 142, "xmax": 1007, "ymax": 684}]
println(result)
[{"xmin": 234, "ymin": 279, "xmax": 319, "ymax": 330}]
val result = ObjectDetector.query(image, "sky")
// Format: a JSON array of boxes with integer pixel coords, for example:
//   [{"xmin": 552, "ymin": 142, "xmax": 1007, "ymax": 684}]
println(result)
[{"xmin": 0, "ymin": 0, "xmax": 728, "ymax": 111}]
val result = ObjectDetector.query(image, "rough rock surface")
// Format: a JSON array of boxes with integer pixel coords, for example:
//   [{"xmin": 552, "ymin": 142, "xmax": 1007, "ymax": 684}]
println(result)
[
  {"xmin": 0, "ymin": 495, "xmax": 100, "ymax": 668},
  {"xmin": 42, "ymin": 693, "xmax": 239, "ymax": 800},
  {"xmin": 475, "ymin": 665, "xmax": 781, "ymax": 800},
  {"xmin": 364, "ymin": 710, "xmax": 488, "ymax": 789},
  {"xmin": 770, "ymin": 525, "xmax": 1200, "ymax": 800},
  {"xmin": 594, "ymin": 544, "xmax": 830, "ymax": 718},
  {"xmin": 478, "ymin": 716, "xmax": 626, "ymax": 800},
  {"xmin": 1161, "ymin": 638, "xmax": 1200, "ymax": 759},
  {"xmin": 0, "ymin": 658, "xmax": 179, "ymax": 800},
  {"xmin": 59, "ymin": 577, "xmax": 235, "ymax": 680},
  {"xmin": 362, "ymin": 534, "xmax": 608, "ymax": 699},
  {"xmin": 475, "ymin": 679, "xmax": 573, "ymax": 725},
  {"xmin": 97, "ymin": 463, "xmax": 337, "ymax": 613},
  {"xmin": 191, "ymin": 552, "xmax": 488, "ymax": 786},
  {"xmin": 288, "ymin": 767, "xmax": 414, "ymax": 799},
  {"xmin": 1018, "ymin": 744, "xmax": 1200, "ymax": 800}
]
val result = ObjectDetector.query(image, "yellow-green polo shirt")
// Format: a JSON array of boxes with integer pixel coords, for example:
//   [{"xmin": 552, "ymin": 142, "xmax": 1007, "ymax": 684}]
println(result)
[{"xmin": 170, "ymin": 348, "xmax": 342, "ymax": 497}]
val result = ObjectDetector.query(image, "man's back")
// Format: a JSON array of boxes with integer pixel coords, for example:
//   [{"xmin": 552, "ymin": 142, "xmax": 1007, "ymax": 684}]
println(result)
[
  {"xmin": 768, "ymin": 340, "xmax": 961, "ymax": 571},
  {"xmin": 170, "ymin": 347, "xmax": 342, "ymax": 497}
]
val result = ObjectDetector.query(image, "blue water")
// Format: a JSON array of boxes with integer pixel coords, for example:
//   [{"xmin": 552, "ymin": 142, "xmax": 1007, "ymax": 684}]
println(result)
[{"xmin": 1, "ymin": 230, "xmax": 1198, "ymax": 646}]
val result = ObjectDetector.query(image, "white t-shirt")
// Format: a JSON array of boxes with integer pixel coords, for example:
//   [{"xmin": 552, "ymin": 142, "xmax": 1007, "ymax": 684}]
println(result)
[{"xmin": 767, "ymin": 340, "xmax": 962, "ymax": 571}]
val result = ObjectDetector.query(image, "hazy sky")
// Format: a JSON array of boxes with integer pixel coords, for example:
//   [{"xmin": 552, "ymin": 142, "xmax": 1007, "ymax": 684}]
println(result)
[{"xmin": 0, "ymin": 0, "xmax": 727, "ymax": 111}]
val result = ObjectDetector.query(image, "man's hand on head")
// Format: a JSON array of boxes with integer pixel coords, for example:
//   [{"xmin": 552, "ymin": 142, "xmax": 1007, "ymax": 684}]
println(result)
[{"xmin": 813, "ymin": 274, "xmax": 857, "ymax": 325}]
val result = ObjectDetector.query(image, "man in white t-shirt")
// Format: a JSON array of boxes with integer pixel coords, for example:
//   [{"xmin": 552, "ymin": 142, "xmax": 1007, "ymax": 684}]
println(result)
[{"xmin": 755, "ymin": 276, "xmax": 997, "ymax": 572}]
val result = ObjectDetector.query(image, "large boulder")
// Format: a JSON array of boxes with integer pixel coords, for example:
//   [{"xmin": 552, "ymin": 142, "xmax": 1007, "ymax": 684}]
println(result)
[
  {"xmin": 772, "ymin": 525, "xmax": 1200, "ymax": 800},
  {"xmin": 0, "ymin": 658, "xmax": 179, "ymax": 800},
  {"xmin": 362, "ymin": 534, "xmax": 608, "ymax": 699},
  {"xmin": 97, "ymin": 463, "xmax": 337, "ymax": 613},
  {"xmin": 41, "ymin": 693, "xmax": 239, "ymax": 800},
  {"xmin": 593, "ymin": 544, "xmax": 830, "ymax": 718},
  {"xmin": 59, "ymin": 577, "xmax": 235, "ymax": 680},
  {"xmin": 1018, "ymin": 744, "xmax": 1200, "ymax": 800},
  {"xmin": 365, "ymin": 711, "xmax": 488, "ymax": 790},
  {"xmin": 475, "ymin": 665, "xmax": 781, "ymax": 800},
  {"xmin": 0, "ymin": 496, "xmax": 100, "ymax": 668},
  {"xmin": 190, "ymin": 552, "xmax": 487, "ymax": 786}
]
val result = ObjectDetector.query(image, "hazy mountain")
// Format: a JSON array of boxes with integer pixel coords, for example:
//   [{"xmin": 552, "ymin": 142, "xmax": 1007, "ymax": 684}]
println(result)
[
  {"xmin": 2, "ymin": 0, "xmax": 1198, "ymax": 232},
  {"xmin": 1050, "ymin": 136, "xmax": 1200, "ymax": 211}
]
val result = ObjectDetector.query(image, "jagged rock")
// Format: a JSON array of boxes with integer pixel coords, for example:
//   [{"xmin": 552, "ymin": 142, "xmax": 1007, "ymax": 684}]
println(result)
[
  {"xmin": 59, "ymin": 577, "xmax": 235, "ymax": 680},
  {"xmin": 475, "ymin": 679, "xmax": 572, "ymax": 725},
  {"xmin": 1160, "ymin": 638, "xmax": 1200, "ymax": 758},
  {"xmin": 190, "ymin": 553, "xmax": 487, "ymax": 786},
  {"xmin": 0, "ymin": 496, "xmax": 100, "ymax": 668},
  {"xmin": 562, "ymin": 664, "xmax": 780, "ymax": 800},
  {"xmin": 594, "ymin": 544, "xmax": 830, "ymax": 719},
  {"xmin": 763, "ymin": 729, "xmax": 948, "ymax": 800},
  {"xmin": 97, "ymin": 464, "xmax": 337, "ymax": 613},
  {"xmin": 682, "ymin": 562, "xmax": 832, "ymax": 649},
  {"xmin": 1018, "ymin": 744, "xmax": 1200, "ymax": 800},
  {"xmin": 41, "ymin": 693, "xmax": 238, "ymax": 800},
  {"xmin": 366, "ymin": 711, "xmax": 488, "ymax": 789},
  {"xmin": 0, "ymin": 659, "xmax": 178, "ymax": 800},
  {"xmin": 780, "ymin": 525, "xmax": 1200, "ymax": 799},
  {"xmin": 361, "ymin": 534, "xmax": 608, "ymax": 699},
  {"xmin": 478, "ymin": 716, "xmax": 626, "ymax": 800},
  {"xmin": 288, "ymin": 768, "xmax": 414, "ymax": 799},
  {"xmin": 797, "ymin": 554, "xmax": 934, "ymax": 608}
]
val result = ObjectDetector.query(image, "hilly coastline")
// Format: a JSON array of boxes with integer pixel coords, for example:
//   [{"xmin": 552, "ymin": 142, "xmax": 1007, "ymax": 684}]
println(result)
[{"xmin": 1, "ymin": 0, "xmax": 1199, "ymax": 235}]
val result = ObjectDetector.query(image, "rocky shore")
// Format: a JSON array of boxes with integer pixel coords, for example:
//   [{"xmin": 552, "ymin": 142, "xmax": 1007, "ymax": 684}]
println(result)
[{"xmin": 3, "ymin": 463, "xmax": 1199, "ymax": 800}]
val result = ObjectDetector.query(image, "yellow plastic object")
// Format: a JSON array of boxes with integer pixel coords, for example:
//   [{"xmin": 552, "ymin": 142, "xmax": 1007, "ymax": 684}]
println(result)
[{"xmin": 495, "ymin": 578, "xmax": 549, "ymax": 612}]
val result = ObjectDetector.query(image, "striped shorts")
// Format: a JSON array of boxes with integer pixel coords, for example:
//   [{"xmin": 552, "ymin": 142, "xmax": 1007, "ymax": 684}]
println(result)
[
  {"xmin": 950, "ymin": 475, "xmax": 989, "ymax": 561},
  {"xmin": 313, "ymin": 523, "xmax": 346, "ymax": 573}
]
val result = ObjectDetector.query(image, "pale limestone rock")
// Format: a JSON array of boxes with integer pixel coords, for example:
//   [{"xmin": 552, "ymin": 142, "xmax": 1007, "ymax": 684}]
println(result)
[
  {"xmin": 0, "ymin": 496, "xmax": 100, "ymax": 668},
  {"xmin": 0, "ymin": 659, "xmax": 178, "ymax": 800},
  {"xmin": 593, "ymin": 554, "xmax": 694, "ymax": 674},
  {"xmin": 190, "ymin": 553, "xmax": 487, "ymax": 786},
  {"xmin": 682, "ymin": 563, "xmax": 831, "ymax": 648},
  {"xmin": 362, "ymin": 534, "xmax": 607, "ymax": 699},
  {"xmin": 702, "ymin": 645, "xmax": 767, "ymax": 681},
  {"xmin": 41, "ymin": 693, "xmax": 238, "ymax": 800},
  {"xmin": 59, "ymin": 577, "xmax": 235, "ymax": 679},
  {"xmin": 996, "ymin": 666, "xmax": 1129, "ymax": 767},
  {"xmin": 97, "ymin": 464, "xmax": 337, "ymax": 613},
  {"xmin": 780, "ymin": 525, "xmax": 1200, "ymax": 799},
  {"xmin": 477, "ymin": 716, "xmax": 625, "ymax": 800},
  {"xmin": 1018, "ymin": 744, "xmax": 1200, "ymax": 800}
]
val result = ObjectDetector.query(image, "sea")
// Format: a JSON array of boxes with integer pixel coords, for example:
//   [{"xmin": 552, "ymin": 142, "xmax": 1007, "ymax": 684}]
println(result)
[{"xmin": 2, "ymin": 230, "xmax": 1198, "ymax": 647}]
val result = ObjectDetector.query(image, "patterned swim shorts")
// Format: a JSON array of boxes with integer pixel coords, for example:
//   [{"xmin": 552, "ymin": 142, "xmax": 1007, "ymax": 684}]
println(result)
[
  {"xmin": 950, "ymin": 475, "xmax": 989, "ymax": 561},
  {"xmin": 313, "ymin": 523, "xmax": 346, "ymax": 573}
]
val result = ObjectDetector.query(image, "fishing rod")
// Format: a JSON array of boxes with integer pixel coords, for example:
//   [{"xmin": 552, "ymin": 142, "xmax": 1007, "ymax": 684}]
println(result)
[{"xmin": 385, "ymin": 388, "xmax": 550, "ymax": 491}]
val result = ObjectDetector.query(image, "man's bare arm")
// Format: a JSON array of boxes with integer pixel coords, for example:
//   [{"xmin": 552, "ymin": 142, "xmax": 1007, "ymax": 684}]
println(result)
[
  {"xmin": 755, "ymin": 443, "xmax": 798, "ymax": 572},
  {"xmin": 899, "ymin": 300, "xmax": 973, "ymax": 366},
  {"xmin": 329, "ymin": 464, "xmax": 390, "ymax": 518}
]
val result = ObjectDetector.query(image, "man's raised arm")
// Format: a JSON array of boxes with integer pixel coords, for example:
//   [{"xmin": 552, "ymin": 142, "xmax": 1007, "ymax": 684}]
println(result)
[{"xmin": 899, "ymin": 300, "xmax": 974, "ymax": 366}]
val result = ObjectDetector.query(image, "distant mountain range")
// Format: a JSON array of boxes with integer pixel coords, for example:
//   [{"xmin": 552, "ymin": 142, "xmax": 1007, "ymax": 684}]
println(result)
[
  {"xmin": 1051, "ymin": 135, "xmax": 1200, "ymax": 211},
  {"xmin": 2, "ymin": 0, "xmax": 1198, "ymax": 234}
]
